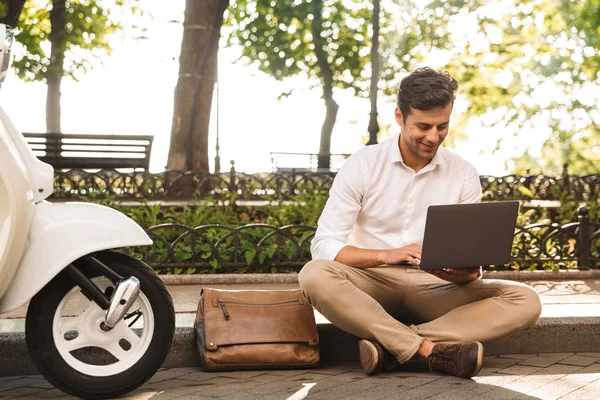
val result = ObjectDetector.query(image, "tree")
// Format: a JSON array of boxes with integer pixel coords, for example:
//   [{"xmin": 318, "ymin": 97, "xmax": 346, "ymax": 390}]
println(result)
[
  {"xmin": 383, "ymin": 0, "xmax": 600, "ymax": 175},
  {"xmin": 12, "ymin": 0, "xmax": 137, "ymax": 133},
  {"xmin": 167, "ymin": 0, "xmax": 230, "ymax": 173},
  {"xmin": 0, "ymin": 0, "xmax": 26, "ymax": 27},
  {"xmin": 226, "ymin": 0, "xmax": 374, "ymax": 169}
]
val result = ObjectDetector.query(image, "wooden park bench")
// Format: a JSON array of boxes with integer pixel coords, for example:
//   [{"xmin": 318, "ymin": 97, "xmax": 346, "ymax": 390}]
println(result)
[
  {"xmin": 22, "ymin": 132, "xmax": 154, "ymax": 170},
  {"xmin": 270, "ymin": 152, "xmax": 350, "ymax": 172}
]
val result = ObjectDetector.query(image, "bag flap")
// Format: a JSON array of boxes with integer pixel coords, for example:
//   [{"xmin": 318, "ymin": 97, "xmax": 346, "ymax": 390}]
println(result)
[{"xmin": 202, "ymin": 288, "xmax": 319, "ymax": 350}]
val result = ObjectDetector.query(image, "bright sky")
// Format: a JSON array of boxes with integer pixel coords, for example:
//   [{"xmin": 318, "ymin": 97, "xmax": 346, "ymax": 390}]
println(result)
[{"xmin": 0, "ymin": 0, "xmax": 542, "ymax": 175}]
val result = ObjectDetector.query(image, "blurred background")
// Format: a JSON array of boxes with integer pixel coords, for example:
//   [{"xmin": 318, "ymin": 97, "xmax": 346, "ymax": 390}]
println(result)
[{"xmin": 1, "ymin": 0, "xmax": 598, "ymax": 176}]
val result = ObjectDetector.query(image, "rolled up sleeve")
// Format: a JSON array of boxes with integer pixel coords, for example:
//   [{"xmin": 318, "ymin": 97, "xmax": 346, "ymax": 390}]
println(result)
[
  {"xmin": 459, "ymin": 163, "xmax": 482, "ymax": 204},
  {"xmin": 310, "ymin": 154, "xmax": 367, "ymax": 260}
]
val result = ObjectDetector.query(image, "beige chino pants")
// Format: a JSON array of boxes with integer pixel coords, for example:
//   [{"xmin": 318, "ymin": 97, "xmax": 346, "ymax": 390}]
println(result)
[{"xmin": 299, "ymin": 260, "xmax": 542, "ymax": 363}]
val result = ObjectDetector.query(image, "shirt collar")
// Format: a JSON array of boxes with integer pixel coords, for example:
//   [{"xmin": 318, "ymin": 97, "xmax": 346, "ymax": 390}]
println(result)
[{"xmin": 389, "ymin": 133, "xmax": 446, "ymax": 169}]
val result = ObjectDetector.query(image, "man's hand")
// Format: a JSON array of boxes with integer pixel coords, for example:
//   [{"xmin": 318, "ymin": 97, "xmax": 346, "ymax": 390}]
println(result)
[
  {"xmin": 428, "ymin": 267, "xmax": 482, "ymax": 284},
  {"xmin": 380, "ymin": 244, "xmax": 422, "ymax": 266}
]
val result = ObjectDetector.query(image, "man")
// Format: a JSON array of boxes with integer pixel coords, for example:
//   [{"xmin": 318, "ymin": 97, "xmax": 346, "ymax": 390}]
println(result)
[{"xmin": 298, "ymin": 67, "xmax": 542, "ymax": 379}]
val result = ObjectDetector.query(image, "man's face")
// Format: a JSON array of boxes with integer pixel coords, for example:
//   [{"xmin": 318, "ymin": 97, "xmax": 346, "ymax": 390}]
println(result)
[{"xmin": 395, "ymin": 104, "xmax": 452, "ymax": 162}]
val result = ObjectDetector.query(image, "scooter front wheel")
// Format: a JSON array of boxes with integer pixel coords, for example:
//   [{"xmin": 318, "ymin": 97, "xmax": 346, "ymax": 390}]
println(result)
[{"xmin": 25, "ymin": 251, "xmax": 175, "ymax": 399}]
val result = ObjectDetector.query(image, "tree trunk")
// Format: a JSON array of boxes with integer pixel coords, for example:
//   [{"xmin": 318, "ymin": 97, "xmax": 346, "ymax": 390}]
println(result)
[
  {"xmin": 46, "ymin": 0, "xmax": 67, "ymax": 133},
  {"xmin": 0, "ymin": 0, "xmax": 26, "ymax": 27},
  {"xmin": 367, "ymin": 0, "xmax": 380, "ymax": 145},
  {"xmin": 167, "ymin": 0, "xmax": 229, "ymax": 173},
  {"xmin": 312, "ymin": 0, "xmax": 339, "ymax": 170}
]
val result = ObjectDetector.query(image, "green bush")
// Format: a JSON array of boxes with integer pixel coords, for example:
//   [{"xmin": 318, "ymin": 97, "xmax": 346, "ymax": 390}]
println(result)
[{"xmin": 79, "ymin": 190, "xmax": 598, "ymax": 274}]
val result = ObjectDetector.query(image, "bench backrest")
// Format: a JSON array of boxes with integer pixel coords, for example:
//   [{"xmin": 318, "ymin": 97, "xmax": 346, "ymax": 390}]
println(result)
[
  {"xmin": 270, "ymin": 152, "xmax": 350, "ymax": 172},
  {"xmin": 22, "ymin": 133, "xmax": 154, "ymax": 170}
]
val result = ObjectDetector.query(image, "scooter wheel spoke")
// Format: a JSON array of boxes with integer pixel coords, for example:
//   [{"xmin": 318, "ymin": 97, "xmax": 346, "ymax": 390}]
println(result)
[
  {"xmin": 113, "ymin": 320, "xmax": 140, "ymax": 347},
  {"xmin": 62, "ymin": 332, "xmax": 93, "ymax": 352},
  {"xmin": 105, "ymin": 339, "xmax": 133, "ymax": 361},
  {"xmin": 59, "ymin": 305, "xmax": 95, "ymax": 333}
]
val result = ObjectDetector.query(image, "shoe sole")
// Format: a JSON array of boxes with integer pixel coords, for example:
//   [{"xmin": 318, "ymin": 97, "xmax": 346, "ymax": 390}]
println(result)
[
  {"xmin": 469, "ymin": 341, "xmax": 484, "ymax": 378},
  {"xmin": 358, "ymin": 340, "xmax": 383, "ymax": 375}
]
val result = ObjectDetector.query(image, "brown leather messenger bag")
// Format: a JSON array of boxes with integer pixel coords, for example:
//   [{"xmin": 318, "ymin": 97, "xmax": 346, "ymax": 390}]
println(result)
[{"xmin": 194, "ymin": 288, "xmax": 320, "ymax": 371}]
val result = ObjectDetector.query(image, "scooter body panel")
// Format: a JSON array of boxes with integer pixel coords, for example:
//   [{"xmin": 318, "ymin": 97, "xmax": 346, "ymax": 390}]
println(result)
[
  {"xmin": 0, "ymin": 117, "xmax": 35, "ymax": 299},
  {"xmin": 0, "ymin": 201, "xmax": 152, "ymax": 313}
]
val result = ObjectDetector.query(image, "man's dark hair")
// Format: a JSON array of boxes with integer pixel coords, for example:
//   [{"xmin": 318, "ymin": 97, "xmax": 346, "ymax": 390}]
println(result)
[{"xmin": 396, "ymin": 67, "xmax": 459, "ymax": 119}]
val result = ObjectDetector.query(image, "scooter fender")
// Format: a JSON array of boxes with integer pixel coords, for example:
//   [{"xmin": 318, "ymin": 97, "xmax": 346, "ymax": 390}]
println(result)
[{"xmin": 0, "ymin": 201, "xmax": 152, "ymax": 313}]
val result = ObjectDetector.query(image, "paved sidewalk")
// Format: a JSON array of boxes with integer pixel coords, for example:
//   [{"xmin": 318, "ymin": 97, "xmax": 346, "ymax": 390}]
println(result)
[{"xmin": 4, "ymin": 353, "xmax": 600, "ymax": 399}]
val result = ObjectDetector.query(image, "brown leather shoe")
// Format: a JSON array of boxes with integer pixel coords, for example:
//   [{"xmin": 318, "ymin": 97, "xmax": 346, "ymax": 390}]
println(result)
[
  {"xmin": 358, "ymin": 339, "xmax": 397, "ymax": 375},
  {"xmin": 428, "ymin": 341, "xmax": 484, "ymax": 378}
]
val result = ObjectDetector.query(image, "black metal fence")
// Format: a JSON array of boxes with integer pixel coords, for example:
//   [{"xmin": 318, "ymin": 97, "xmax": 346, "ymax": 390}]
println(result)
[
  {"xmin": 52, "ymin": 164, "xmax": 600, "ymax": 202},
  {"xmin": 126, "ymin": 206, "xmax": 599, "ymax": 273}
]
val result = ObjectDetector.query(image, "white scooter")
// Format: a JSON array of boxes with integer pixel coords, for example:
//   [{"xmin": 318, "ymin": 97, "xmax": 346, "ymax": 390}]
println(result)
[{"xmin": 0, "ymin": 25, "xmax": 175, "ymax": 399}]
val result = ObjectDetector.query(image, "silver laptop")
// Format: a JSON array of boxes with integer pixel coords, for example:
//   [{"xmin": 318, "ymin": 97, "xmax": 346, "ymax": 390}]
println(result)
[{"xmin": 418, "ymin": 201, "xmax": 520, "ymax": 270}]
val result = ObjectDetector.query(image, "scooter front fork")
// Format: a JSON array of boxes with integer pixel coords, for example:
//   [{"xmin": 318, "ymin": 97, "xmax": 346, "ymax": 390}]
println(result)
[{"xmin": 65, "ymin": 256, "xmax": 141, "ymax": 330}]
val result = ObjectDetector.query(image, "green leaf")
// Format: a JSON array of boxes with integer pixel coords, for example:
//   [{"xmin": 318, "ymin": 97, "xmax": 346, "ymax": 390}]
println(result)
[
  {"xmin": 517, "ymin": 186, "xmax": 534, "ymax": 199},
  {"xmin": 258, "ymin": 251, "xmax": 267, "ymax": 264},
  {"xmin": 244, "ymin": 248, "xmax": 257, "ymax": 265}
]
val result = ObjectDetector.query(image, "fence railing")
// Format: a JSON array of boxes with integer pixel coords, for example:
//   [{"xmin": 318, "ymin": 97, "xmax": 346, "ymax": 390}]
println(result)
[
  {"xmin": 126, "ymin": 206, "xmax": 599, "ymax": 273},
  {"xmin": 52, "ymin": 163, "xmax": 600, "ymax": 202}
]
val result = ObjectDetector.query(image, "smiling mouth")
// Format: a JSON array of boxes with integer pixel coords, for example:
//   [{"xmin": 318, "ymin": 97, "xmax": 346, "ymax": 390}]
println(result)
[{"xmin": 419, "ymin": 142, "xmax": 436, "ymax": 151}]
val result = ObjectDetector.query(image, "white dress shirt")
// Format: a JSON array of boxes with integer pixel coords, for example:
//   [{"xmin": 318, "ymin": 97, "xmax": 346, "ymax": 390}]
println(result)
[{"xmin": 311, "ymin": 134, "xmax": 482, "ymax": 261}]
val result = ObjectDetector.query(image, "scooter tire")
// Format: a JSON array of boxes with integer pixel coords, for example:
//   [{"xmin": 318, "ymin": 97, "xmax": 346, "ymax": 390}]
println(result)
[{"xmin": 25, "ymin": 251, "xmax": 175, "ymax": 399}]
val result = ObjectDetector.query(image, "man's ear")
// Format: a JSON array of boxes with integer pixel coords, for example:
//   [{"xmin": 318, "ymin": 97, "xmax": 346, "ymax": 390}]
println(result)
[{"xmin": 395, "ymin": 107, "xmax": 404, "ymax": 126}]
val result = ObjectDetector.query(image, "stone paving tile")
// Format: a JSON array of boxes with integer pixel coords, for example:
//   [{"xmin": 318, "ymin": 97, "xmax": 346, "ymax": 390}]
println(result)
[
  {"xmin": 571, "ymin": 354, "xmax": 600, "ymax": 363},
  {"xmin": 500, "ymin": 364, "xmax": 582, "ymax": 394},
  {"xmin": 496, "ymin": 365, "xmax": 542, "ymax": 376},
  {"xmin": 565, "ymin": 362, "xmax": 600, "ymax": 382},
  {"xmin": 342, "ymin": 376, "xmax": 439, "ymax": 400},
  {"xmin": 310, "ymin": 363, "xmax": 358, "ymax": 376},
  {"xmin": 558, "ymin": 377, "xmax": 600, "ymax": 400},
  {"xmin": 174, "ymin": 371, "xmax": 220, "ymax": 383},
  {"xmin": 151, "ymin": 385, "xmax": 216, "ymax": 400},
  {"xmin": 534, "ymin": 363, "xmax": 583, "ymax": 375},
  {"xmin": 147, "ymin": 369, "xmax": 193, "ymax": 384},
  {"xmin": 190, "ymin": 373, "xmax": 284, "ymax": 398},
  {"xmin": 208, "ymin": 370, "xmax": 269, "ymax": 379},
  {"xmin": 265, "ymin": 368, "xmax": 327, "ymax": 377},
  {"xmin": 477, "ymin": 367, "xmax": 503, "ymax": 376},
  {"xmin": 289, "ymin": 373, "xmax": 370, "ymax": 397},
  {"xmin": 517, "ymin": 356, "xmax": 561, "ymax": 368},
  {"xmin": 0, "ymin": 386, "xmax": 48, "ymax": 398},
  {"xmin": 294, "ymin": 375, "xmax": 382, "ymax": 399},
  {"xmin": 473, "ymin": 386, "xmax": 532, "ymax": 400},
  {"xmin": 120, "ymin": 391, "xmax": 162, "ymax": 400},
  {"xmin": 385, "ymin": 368, "xmax": 426, "ymax": 378},
  {"xmin": 141, "ymin": 377, "xmax": 206, "ymax": 391},
  {"xmin": 30, "ymin": 388, "xmax": 79, "ymax": 398},
  {"xmin": 558, "ymin": 355, "xmax": 599, "ymax": 367},
  {"xmin": 537, "ymin": 353, "xmax": 575, "ymax": 360},
  {"xmin": 204, "ymin": 392, "xmax": 265, "ymax": 400},
  {"xmin": 0, "ymin": 377, "xmax": 53, "ymax": 392},
  {"xmin": 242, "ymin": 371, "xmax": 332, "ymax": 396},
  {"xmin": 163, "ymin": 367, "xmax": 200, "ymax": 374},
  {"xmin": 498, "ymin": 354, "xmax": 534, "ymax": 360},
  {"xmin": 0, "ymin": 377, "xmax": 20, "ymax": 384},
  {"xmin": 474, "ymin": 372, "xmax": 529, "ymax": 388},
  {"xmin": 389, "ymin": 375, "xmax": 478, "ymax": 400},
  {"xmin": 426, "ymin": 378, "xmax": 496, "ymax": 400},
  {"xmin": 575, "ymin": 352, "xmax": 600, "ymax": 358},
  {"xmin": 525, "ymin": 374, "xmax": 597, "ymax": 400},
  {"xmin": 483, "ymin": 357, "xmax": 522, "ymax": 369}
]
